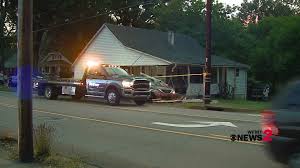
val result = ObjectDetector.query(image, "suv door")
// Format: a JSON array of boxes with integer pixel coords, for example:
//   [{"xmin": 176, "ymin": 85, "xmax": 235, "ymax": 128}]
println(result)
[
  {"xmin": 86, "ymin": 66, "xmax": 108, "ymax": 96},
  {"xmin": 273, "ymin": 82, "xmax": 300, "ymax": 138}
]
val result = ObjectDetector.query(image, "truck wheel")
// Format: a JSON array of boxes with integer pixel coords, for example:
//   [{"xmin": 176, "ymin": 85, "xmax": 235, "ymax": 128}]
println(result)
[
  {"xmin": 106, "ymin": 89, "xmax": 120, "ymax": 106},
  {"xmin": 134, "ymin": 100, "xmax": 146, "ymax": 106},
  {"xmin": 44, "ymin": 86, "xmax": 58, "ymax": 100},
  {"xmin": 72, "ymin": 88, "xmax": 84, "ymax": 100}
]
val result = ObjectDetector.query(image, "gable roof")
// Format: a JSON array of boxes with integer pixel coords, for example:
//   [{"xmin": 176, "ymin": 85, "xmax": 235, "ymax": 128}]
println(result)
[
  {"xmin": 105, "ymin": 23, "xmax": 249, "ymax": 68},
  {"xmin": 39, "ymin": 26, "xmax": 99, "ymax": 66}
]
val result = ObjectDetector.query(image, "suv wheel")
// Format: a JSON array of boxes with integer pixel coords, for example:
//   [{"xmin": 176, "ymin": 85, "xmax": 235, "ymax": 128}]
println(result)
[
  {"xmin": 134, "ymin": 100, "xmax": 146, "ymax": 106},
  {"xmin": 106, "ymin": 89, "xmax": 120, "ymax": 106},
  {"xmin": 44, "ymin": 86, "xmax": 58, "ymax": 100}
]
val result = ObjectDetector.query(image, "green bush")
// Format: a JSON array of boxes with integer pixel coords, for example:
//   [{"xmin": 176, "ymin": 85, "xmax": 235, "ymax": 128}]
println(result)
[{"xmin": 34, "ymin": 123, "xmax": 55, "ymax": 160}]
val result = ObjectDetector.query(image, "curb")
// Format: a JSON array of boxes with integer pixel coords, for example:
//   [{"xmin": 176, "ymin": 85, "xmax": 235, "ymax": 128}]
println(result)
[{"xmin": 188, "ymin": 105, "xmax": 260, "ymax": 113}]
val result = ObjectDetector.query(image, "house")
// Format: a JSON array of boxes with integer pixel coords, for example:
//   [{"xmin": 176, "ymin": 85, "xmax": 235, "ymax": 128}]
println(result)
[
  {"xmin": 45, "ymin": 23, "xmax": 250, "ymax": 99},
  {"xmin": 38, "ymin": 51, "xmax": 73, "ymax": 77}
]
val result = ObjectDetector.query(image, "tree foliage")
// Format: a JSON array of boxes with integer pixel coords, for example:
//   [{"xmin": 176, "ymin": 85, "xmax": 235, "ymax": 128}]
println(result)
[
  {"xmin": 1, "ymin": 0, "xmax": 300, "ymax": 88},
  {"xmin": 0, "ymin": 0, "xmax": 17, "ymax": 69},
  {"xmin": 33, "ymin": 0, "xmax": 157, "ymax": 65},
  {"xmin": 238, "ymin": 0, "xmax": 300, "ymax": 23},
  {"xmin": 247, "ymin": 17, "xmax": 300, "ymax": 85},
  {"xmin": 153, "ymin": 0, "xmax": 300, "ymax": 87}
]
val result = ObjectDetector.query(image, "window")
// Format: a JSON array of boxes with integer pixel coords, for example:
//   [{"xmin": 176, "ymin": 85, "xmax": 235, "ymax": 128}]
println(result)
[
  {"xmin": 88, "ymin": 66, "xmax": 104, "ymax": 76},
  {"xmin": 190, "ymin": 66, "xmax": 203, "ymax": 83},
  {"xmin": 236, "ymin": 68, "xmax": 240, "ymax": 77},
  {"xmin": 105, "ymin": 67, "xmax": 129, "ymax": 76}
]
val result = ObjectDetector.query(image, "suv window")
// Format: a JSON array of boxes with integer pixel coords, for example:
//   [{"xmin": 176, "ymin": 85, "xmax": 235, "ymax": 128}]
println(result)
[
  {"xmin": 105, "ymin": 67, "xmax": 129, "ymax": 76},
  {"xmin": 88, "ymin": 66, "xmax": 105, "ymax": 76},
  {"xmin": 273, "ymin": 82, "xmax": 300, "ymax": 109}
]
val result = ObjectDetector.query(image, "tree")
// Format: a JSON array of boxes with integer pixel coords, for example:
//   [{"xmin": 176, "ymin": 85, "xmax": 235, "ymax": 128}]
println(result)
[
  {"xmin": 152, "ymin": 0, "xmax": 245, "ymax": 58},
  {"xmin": 238, "ymin": 0, "xmax": 298, "ymax": 24},
  {"xmin": 246, "ymin": 16, "xmax": 300, "ymax": 88},
  {"xmin": 0, "ymin": 0, "xmax": 17, "ymax": 70}
]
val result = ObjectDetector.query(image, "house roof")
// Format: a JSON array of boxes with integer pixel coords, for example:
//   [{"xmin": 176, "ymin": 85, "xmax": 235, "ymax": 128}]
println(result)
[{"xmin": 105, "ymin": 23, "xmax": 249, "ymax": 68}]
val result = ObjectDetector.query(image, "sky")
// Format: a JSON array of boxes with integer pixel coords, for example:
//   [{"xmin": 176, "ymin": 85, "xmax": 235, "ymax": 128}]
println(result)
[{"xmin": 218, "ymin": 0, "xmax": 244, "ymax": 6}]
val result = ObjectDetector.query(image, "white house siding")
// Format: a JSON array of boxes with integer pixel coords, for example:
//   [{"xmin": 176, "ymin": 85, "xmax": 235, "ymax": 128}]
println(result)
[
  {"xmin": 234, "ymin": 69, "xmax": 247, "ymax": 99},
  {"xmin": 186, "ymin": 68, "xmax": 248, "ymax": 99},
  {"xmin": 226, "ymin": 68, "xmax": 235, "ymax": 88},
  {"xmin": 226, "ymin": 68, "xmax": 247, "ymax": 99},
  {"xmin": 186, "ymin": 68, "xmax": 220, "ymax": 97},
  {"xmin": 73, "ymin": 26, "xmax": 170, "ymax": 79},
  {"xmin": 186, "ymin": 83, "xmax": 219, "ymax": 98}
]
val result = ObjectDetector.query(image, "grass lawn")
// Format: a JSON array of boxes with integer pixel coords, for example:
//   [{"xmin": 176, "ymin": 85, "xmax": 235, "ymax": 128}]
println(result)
[
  {"xmin": 0, "ymin": 85, "xmax": 11, "ymax": 92},
  {"xmin": 179, "ymin": 99, "xmax": 271, "ymax": 113}
]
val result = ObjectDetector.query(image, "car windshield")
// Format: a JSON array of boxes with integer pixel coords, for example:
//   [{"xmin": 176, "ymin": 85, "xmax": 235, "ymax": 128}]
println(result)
[{"xmin": 105, "ymin": 67, "xmax": 129, "ymax": 76}]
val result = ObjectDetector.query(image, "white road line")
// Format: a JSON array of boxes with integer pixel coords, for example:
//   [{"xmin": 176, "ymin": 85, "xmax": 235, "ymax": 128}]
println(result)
[
  {"xmin": 153, "ymin": 121, "xmax": 237, "ymax": 128},
  {"xmin": 0, "ymin": 102, "xmax": 263, "ymax": 146},
  {"xmin": 247, "ymin": 114, "xmax": 261, "ymax": 117}
]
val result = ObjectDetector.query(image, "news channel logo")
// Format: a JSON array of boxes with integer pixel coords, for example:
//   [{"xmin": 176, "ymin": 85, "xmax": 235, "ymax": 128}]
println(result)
[{"xmin": 230, "ymin": 130, "xmax": 273, "ymax": 142}]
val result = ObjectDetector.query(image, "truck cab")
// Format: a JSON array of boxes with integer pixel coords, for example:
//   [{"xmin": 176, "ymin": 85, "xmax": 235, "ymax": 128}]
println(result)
[
  {"xmin": 37, "ymin": 64, "xmax": 151, "ymax": 106},
  {"xmin": 84, "ymin": 65, "xmax": 151, "ymax": 105}
]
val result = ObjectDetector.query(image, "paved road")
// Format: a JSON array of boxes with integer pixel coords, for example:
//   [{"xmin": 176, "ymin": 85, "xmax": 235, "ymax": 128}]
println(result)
[{"xmin": 0, "ymin": 91, "xmax": 283, "ymax": 168}]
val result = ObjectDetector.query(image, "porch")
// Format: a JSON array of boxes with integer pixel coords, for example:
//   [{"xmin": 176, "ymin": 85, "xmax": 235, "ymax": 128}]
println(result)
[{"xmin": 121, "ymin": 65, "xmax": 247, "ymax": 99}]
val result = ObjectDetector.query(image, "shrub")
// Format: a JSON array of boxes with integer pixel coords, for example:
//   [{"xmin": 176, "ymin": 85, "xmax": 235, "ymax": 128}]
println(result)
[{"xmin": 34, "ymin": 123, "xmax": 55, "ymax": 160}]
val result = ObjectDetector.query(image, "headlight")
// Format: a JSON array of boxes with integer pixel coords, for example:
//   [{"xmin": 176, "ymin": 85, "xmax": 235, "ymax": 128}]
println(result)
[
  {"xmin": 33, "ymin": 82, "xmax": 39, "ymax": 88},
  {"xmin": 171, "ymin": 89, "xmax": 176, "ymax": 94},
  {"xmin": 122, "ymin": 80, "xmax": 134, "ymax": 88}
]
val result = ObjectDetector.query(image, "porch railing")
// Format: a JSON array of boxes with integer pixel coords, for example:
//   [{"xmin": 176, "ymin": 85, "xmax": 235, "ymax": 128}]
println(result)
[{"xmin": 218, "ymin": 83, "xmax": 234, "ymax": 99}]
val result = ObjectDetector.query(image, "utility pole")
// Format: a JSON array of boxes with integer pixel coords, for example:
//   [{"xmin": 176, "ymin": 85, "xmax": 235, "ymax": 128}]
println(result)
[
  {"xmin": 17, "ymin": 0, "xmax": 34, "ymax": 162},
  {"xmin": 204, "ymin": 0, "xmax": 212, "ymax": 105}
]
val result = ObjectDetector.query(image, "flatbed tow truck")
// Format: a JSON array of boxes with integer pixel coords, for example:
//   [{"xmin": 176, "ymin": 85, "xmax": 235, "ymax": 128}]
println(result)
[{"xmin": 34, "ymin": 64, "xmax": 151, "ymax": 106}]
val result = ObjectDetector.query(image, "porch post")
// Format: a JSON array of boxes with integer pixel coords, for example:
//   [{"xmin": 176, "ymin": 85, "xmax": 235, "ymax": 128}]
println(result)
[
  {"xmin": 233, "ymin": 67, "xmax": 237, "ymax": 99},
  {"xmin": 187, "ymin": 65, "xmax": 191, "ymax": 90}
]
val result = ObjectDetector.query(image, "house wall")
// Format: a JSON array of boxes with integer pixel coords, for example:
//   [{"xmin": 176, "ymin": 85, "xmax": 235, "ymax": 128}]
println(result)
[
  {"xmin": 186, "ymin": 67, "xmax": 248, "ymax": 99},
  {"xmin": 73, "ymin": 26, "xmax": 170, "ymax": 79},
  {"xmin": 120, "ymin": 66, "xmax": 167, "ymax": 80},
  {"xmin": 234, "ymin": 68, "xmax": 247, "ymax": 99},
  {"xmin": 186, "ymin": 84, "xmax": 219, "ymax": 98},
  {"xmin": 226, "ymin": 67, "xmax": 247, "ymax": 99}
]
